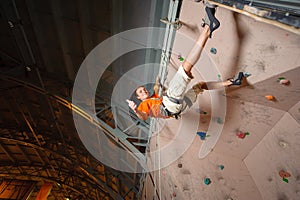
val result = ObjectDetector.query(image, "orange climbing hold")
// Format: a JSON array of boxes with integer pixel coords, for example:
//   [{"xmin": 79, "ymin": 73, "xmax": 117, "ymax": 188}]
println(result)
[{"xmin": 265, "ymin": 95, "xmax": 275, "ymax": 100}]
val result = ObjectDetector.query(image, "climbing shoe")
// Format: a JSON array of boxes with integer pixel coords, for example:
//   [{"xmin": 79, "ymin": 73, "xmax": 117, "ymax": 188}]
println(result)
[
  {"xmin": 229, "ymin": 72, "xmax": 245, "ymax": 86},
  {"xmin": 202, "ymin": 6, "xmax": 220, "ymax": 38}
]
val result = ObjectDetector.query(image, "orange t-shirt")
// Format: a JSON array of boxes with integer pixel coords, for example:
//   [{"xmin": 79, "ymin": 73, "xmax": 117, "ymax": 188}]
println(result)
[{"xmin": 137, "ymin": 94, "xmax": 166, "ymax": 118}]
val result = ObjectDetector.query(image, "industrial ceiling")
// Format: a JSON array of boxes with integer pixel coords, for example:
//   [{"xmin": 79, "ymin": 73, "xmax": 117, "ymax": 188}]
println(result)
[{"xmin": 0, "ymin": 0, "xmax": 299, "ymax": 199}]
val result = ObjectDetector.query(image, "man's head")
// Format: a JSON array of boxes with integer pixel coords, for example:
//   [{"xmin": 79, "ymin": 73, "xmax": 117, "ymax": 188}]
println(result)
[{"xmin": 135, "ymin": 86, "xmax": 149, "ymax": 101}]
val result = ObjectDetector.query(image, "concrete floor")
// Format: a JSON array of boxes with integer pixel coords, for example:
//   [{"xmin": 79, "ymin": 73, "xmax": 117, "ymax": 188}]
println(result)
[{"xmin": 145, "ymin": 1, "xmax": 300, "ymax": 200}]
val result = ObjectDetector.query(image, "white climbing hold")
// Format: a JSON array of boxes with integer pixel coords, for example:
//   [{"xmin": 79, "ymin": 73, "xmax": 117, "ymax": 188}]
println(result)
[
  {"xmin": 279, "ymin": 79, "xmax": 290, "ymax": 85},
  {"xmin": 279, "ymin": 140, "xmax": 288, "ymax": 148}
]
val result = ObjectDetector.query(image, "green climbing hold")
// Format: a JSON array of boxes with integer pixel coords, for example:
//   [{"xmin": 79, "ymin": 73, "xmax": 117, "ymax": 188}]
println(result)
[
  {"xmin": 204, "ymin": 178, "xmax": 211, "ymax": 185},
  {"xmin": 219, "ymin": 165, "xmax": 224, "ymax": 170},
  {"xmin": 245, "ymin": 132, "xmax": 250, "ymax": 135},
  {"xmin": 217, "ymin": 117, "xmax": 223, "ymax": 124},
  {"xmin": 278, "ymin": 77, "xmax": 286, "ymax": 80},
  {"xmin": 178, "ymin": 56, "xmax": 184, "ymax": 61},
  {"xmin": 283, "ymin": 177, "xmax": 289, "ymax": 183}
]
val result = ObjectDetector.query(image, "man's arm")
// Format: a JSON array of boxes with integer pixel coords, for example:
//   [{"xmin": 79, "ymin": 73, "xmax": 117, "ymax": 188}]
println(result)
[
  {"xmin": 153, "ymin": 76, "xmax": 167, "ymax": 95},
  {"xmin": 153, "ymin": 76, "xmax": 160, "ymax": 95},
  {"xmin": 126, "ymin": 100, "xmax": 148, "ymax": 121},
  {"xmin": 134, "ymin": 109, "xmax": 148, "ymax": 121}
]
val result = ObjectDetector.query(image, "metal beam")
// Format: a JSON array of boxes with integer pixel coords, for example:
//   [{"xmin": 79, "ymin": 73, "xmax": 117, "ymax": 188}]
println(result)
[
  {"xmin": 0, "ymin": 172, "xmax": 86, "ymax": 198},
  {"xmin": 1, "ymin": 75, "xmax": 149, "ymax": 170},
  {"xmin": 0, "ymin": 136, "xmax": 122, "ymax": 199},
  {"xmin": 0, "ymin": 143, "xmax": 15, "ymax": 163},
  {"xmin": 12, "ymin": 95, "xmax": 42, "ymax": 146}
]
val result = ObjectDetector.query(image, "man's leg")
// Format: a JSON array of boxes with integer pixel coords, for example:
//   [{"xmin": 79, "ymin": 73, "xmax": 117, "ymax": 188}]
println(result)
[
  {"xmin": 182, "ymin": 5, "xmax": 219, "ymax": 78},
  {"xmin": 195, "ymin": 80, "xmax": 231, "ymax": 90},
  {"xmin": 192, "ymin": 71, "xmax": 246, "ymax": 93},
  {"xmin": 182, "ymin": 77, "xmax": 242, "ymax": 113},
  {"xmin": 162, "ymin": 6, "xmax": 219, "ymax": 113},
  {"xmin": 182, "ymin": 25, "xmax": 210, "ymax": 78}
]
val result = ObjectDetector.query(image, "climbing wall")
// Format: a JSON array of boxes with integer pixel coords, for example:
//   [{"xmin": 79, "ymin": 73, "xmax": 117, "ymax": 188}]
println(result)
[
  {"xmin": 244, "ymin": 113, "xmax": 300, "ymax": 200},
  {"xmin": 144, "ymin": 0, "xmax": 300, "ymax": 200}
]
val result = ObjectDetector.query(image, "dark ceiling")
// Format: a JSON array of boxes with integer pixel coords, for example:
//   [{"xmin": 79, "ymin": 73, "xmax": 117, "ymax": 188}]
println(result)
[
  {"xmin": 0, "ymin": 0, "xmax": 161, "ymax": 199},
  {"xmin": 0, "ymin": 0, "xmax": 299, "ymax": 199}
]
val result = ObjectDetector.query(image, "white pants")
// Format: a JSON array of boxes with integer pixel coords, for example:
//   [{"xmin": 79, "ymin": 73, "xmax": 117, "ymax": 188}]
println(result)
[{"xmin": 162, "ymin": 65, "xmax": 200, "ymax": 114}]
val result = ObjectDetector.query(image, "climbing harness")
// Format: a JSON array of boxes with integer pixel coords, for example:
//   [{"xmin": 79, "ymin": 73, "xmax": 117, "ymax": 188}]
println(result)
[{"xmin": 161, "ymin": 102, "xmax": 182, "ymax": 119}]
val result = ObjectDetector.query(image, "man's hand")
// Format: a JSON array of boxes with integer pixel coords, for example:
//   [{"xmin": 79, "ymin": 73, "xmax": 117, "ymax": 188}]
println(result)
[{"xmin": 126, "ymin": 99, "xmax": 137, "ymax": 111}]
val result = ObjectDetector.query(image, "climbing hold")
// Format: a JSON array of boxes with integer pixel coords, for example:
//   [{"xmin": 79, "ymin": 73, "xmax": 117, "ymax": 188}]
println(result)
[
  {"xmin": 279, "ymin": 79, "xmax": 290, "ymax": 85},
  {"xmin": 204, "ymin": 178, "xmax": 211, "ymax": 185},
  {"xmin": 243, "ymin": 72, "xmax": 252, "ymax": 78},
  {"xmin": 217, "ymin": 74, "xmax": 221, "ymax": 81},
  {"xmin": 282, "ymin": 177, "xmax": 289, "ymax": 183},
  {"xmin": 279, "ymin": 170, "xmax": 291, "ymax": 178},
  {"xmin": 197, "ymin": 132, "xmax": 207, "ymax": 140},
  {"xmin": 217, "ymin": 117, "xmax": 223, "ymax": 124},
  {"xmin": 172, "ymin": 192, "xmax": 177, "ymax": 197},
  {"xmin": 265, "ymin": 95, "xmax": 275, "ymax": 100},
  {"xmin": 278, "ymin": 77, "xmax": 286, "ymax": 80},
  {"xmin": 279, "ymin": 140, "xmax": 288, "ymax": 148},
  {"xmin": 279, "ymin": 170, "xmax": 291, "ymax": 183},
  {"xmin": 210, "ymin": 47, "xmax": 217, "ymax": 54},
  {"xmin": 219, "ymin": 165, "xmax": 225, "ymax": 170},
  {"xmin": 178, "ymin": 163, "xmax": 183, "ymax": 168},
  {"xmin": 243, "ymin": 72, "xmax": 251, "ymax": 77},
  {"xmin": 236, "ymin": 131, "xmax": 249, "ymax": 139},
  {"xmin": 178, "ymin": 54, "xmax": 184, "ymax": 62}
]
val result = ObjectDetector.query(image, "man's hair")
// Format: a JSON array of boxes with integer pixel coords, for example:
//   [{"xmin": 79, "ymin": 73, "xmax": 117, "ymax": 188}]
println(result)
[{"xmin": 134, "ymin": 86, "xmax": 144, "ymax": 98}]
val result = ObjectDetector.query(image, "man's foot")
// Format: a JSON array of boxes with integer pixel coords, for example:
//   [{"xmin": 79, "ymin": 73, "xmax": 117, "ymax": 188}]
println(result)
[
  {"xmin": 204, "ymin": 0, "xmax": 217, "ymax": 8},
  {"xmin": 228, "ymin": 72, "xmax": 245, "ymax": 86},
  {"xmin": 202, "ymin": 6, "xmax": 220, "ymax": 38}
]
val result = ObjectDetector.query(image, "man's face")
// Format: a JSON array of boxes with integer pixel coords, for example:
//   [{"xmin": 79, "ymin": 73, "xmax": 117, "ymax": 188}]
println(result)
[{"xmin": 136, "ymin": 86, "xmax": 149, "ymax": 101}]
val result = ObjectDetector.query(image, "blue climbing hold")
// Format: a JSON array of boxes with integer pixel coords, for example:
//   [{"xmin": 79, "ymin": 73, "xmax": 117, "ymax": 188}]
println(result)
[
  {"xmin": 210, "ymin": 47, "xmax": 217, "ymax": 54},
  {"xmin": 197, "ymin": 132, "xmax": 207, "ymax": 140}
]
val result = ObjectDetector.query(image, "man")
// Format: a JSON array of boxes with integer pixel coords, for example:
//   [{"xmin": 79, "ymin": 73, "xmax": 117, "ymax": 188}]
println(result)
[{"xmin": 127, "ymin": 5, "xmax": 246, "ymax": 121}]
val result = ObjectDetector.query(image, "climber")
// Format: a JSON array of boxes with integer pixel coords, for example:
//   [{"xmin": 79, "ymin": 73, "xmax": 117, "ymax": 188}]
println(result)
[{"xmin": 127, "ymin": 4, "xmax": 246, "ymax": 121}]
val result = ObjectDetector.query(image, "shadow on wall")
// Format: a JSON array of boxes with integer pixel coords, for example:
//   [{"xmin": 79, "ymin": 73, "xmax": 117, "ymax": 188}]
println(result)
[{"xmin": 227, "ymin": 12, "xmax": 252, "ymax": 93}]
